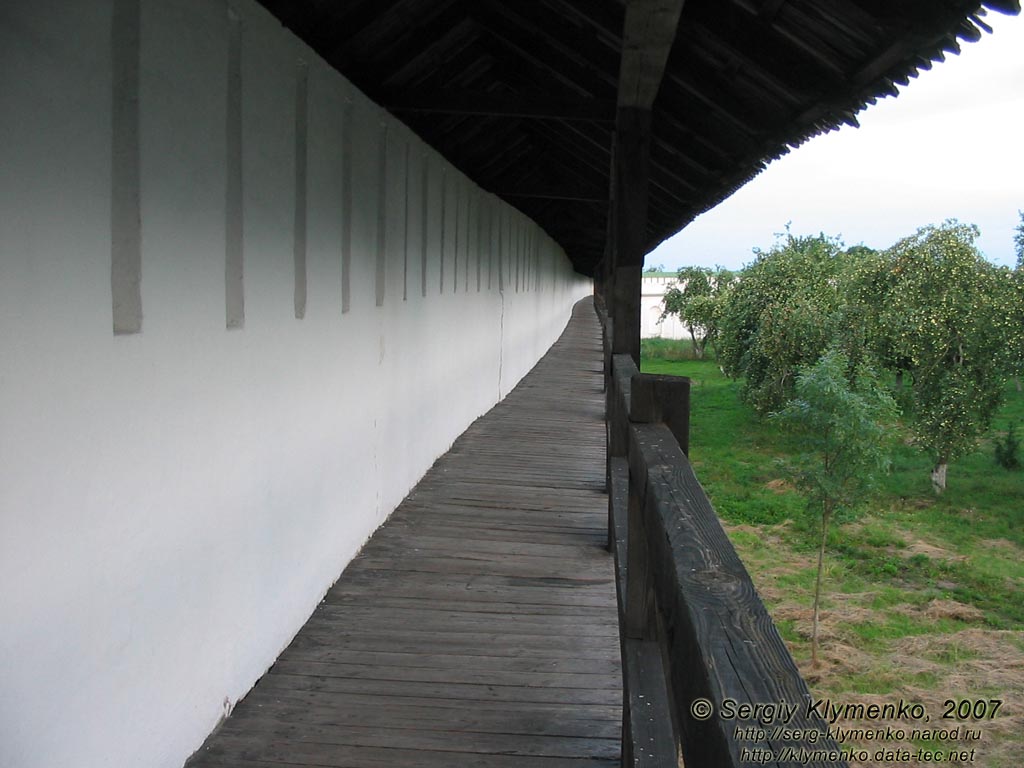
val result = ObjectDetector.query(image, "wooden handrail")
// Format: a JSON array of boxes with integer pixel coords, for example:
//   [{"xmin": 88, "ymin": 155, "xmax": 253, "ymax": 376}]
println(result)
[{"xmin": 598, "ymin": 303, "xmax": 845, "ymax": 767}]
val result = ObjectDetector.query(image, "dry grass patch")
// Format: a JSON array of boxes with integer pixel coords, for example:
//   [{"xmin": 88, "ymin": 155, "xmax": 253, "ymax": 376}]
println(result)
[
  {"xmin": 923, "ymin": 599, "xmax": 986, "ymax": 623},
  {"xmin": 787, "ymin": 629, "xmax": 1024, "ymax": 767},
  {"xmin": 722, "ymin": 519, "xmax": 1022, "ymax": 766},
  {"xmin": 979, "ymin": 538, "xmax": 1023, "ymax": 556},
  {"xmin": 900, "ymin": 538, "xmax": 969, "ymax": 565}
]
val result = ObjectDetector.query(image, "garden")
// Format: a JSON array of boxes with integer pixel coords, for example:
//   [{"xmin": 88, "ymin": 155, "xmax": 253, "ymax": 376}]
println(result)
[{"xmin": 644, "ymin": 219, "xmax": 1024, "ymax": 765}]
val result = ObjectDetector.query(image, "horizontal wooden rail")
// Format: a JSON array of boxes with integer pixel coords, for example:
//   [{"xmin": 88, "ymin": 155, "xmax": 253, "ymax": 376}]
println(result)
[{"xmin": 598, "ymin": 301, "xmax": 845, "ymax": 768}]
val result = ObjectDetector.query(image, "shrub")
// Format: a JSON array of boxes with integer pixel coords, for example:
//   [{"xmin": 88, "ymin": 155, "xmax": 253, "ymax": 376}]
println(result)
[{"xmin": 994, "ymin": 422, "xmax": 1021, "ymax": 469}]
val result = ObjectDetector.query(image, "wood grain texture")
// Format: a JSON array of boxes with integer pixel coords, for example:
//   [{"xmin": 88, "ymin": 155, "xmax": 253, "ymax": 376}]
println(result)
[
  {"xmin": 622, "ymin": 639, "xmax": 677, "ymax": 767},
  {"xmin": 605, "ymin": 347, "xmax": 838, "ymax": 767},
  {"xmin": 629, "ymin": 374, "xmax": 690, "ymax": 457},
  {"xmin": 185, "ymin": 299, "xmax": 620, "ymax": 768},
  {"xmin": 617, "ymin": 0, "xmax": 686, "ymax": 109},
  {"xmin": 630, "ymin": 422, "xmax": 844, "ymax": 767}
]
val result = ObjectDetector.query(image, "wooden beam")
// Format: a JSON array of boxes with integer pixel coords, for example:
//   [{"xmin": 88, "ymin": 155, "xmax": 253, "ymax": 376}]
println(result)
[
  {"xmin": 617, "ymin": 0, "xmax": 687, "ymax": 109},
  {"xmin": 497, "ymin": 191, "xmax": 606, "ymax": 203},
  {"xmin": 610, "ymin": 107, "xmax": 651, "ymax": 366},
  {"xmin": 473, "ymin": 0, "xmax": 621, "ymax": 91},
  {"xmin": 759, "ymin": 0, "xmax": 788, "ymax": 23},
  {"xmin": 467, "ymin": 2, "xmax": 616, "ymax": 100},
  {"xmin": 607, "ymin": 1, "xmax": 684, "ymax": 362},
  {"xmin": 328, "ymin": 0, "xmax": 460, "ymax": 72},
  {"xmin": 381, "ymin": 89, "xmax": 615, "ymax": 121}
]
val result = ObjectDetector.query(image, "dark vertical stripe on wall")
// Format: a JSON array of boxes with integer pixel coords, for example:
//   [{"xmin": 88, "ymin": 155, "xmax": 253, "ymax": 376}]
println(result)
[
  {"xmin": 293, "ymin": 59, "xmax": 309, "ymax": 319},
  {"xmin": 402, "ymin": 141, "xmax": 409, "ymax": 302},
  {"xmin": 535, "ymin": 234, "xmax": 541, "ymax": 292},
  {"xmin": 375, "ymin": 121, "xmax": 387, "ymax": 307},
  {"xmin": 452, "ymin": 181, "xmax": 460, "ymax": 294},
  {"xmin": 111, "ymin": 0, "xmax": 142, "ymax": 335},
  {"xmin": 529, "ymin": 230, "xmax": 535, "ymax": 291},
  {"xmin": 487, "ymin": 199, "xmax": 493, "ymax": 291},
  {"xmin": 515, "ymin": 221, "xmax": 521, "ymax": 293},
  {"xmin": 524, "ymin": 229, "xmax": 530, "ymax": 292},
  {"xmin": 340, "ymin": 101, "xmax": 353, "ymax": 313},
  {"xmin": 439, "ymin": 167, "xmax": 446, "ymax": 295},
  {"xmin": 522, "ymin": 228, "xmax": 528, "ymax": 292},
  {"xmin": 521, "ymin": 225, "xmax": 526, "ymax": 292},
  {"xmin": 464, "ymin": 188, "xmax": 471, "ymax": 292},
  {"xmin": 531, "ymin": 231, "xmax": 537, "ymax": 291},
  {"xmin": 524, "ymin": 227, "xmax": 529, "ymax": 291},
  {"xmin": 225, "ymin": 8, "xmax": 244, "ymax": 329},
  {"xmin": 497, "ymin": 208, "xmax": 504, "ymax": 293},
  {"xmin": 420, "ymin": 153, "xmax": 428, "ymax": 298},
  {"xmin": 476, "ymin": 193, "xmax": 482, "ymax": 292},
  {"xmin": 524, "ymin": 227, "xmax": 530, "ymax": 291},
  {"xmin": 520, "ymin": 228, "xmax": 528, "ymax": 290},
  {"xmin": 509, "ymin": 217, "xmax": 514, "ymax": 292}
]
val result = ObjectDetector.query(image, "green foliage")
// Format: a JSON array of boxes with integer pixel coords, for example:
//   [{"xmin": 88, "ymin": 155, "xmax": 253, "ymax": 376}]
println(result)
[
  {"xmin": 716, "ymin": 232, "xmax": 847, "ymax": 413},
  {"xmin": 858, "ymin": 221, "xmax": 1015, "ymax": 490},
  {"xmin": 770, "ymin": 350, "xmax": 898, "ymax": 666},
  {"xmin": 660, "ymin": 266, "xmax": 733, "ymax": 359},
  {"xmin": 710, "ymin": 220, "xmax": 1017, "ymax": 491},
  {"xmin": 641, "ymin": 351, "xmax": 1024, "ymax": 696},
  {"xmin": 641, "ymin": 353, "xmax": 1024, "ymax": 573},
  {"xmin": 771, "ymin": 350, "xmax": 898, "ymax": 520},
  {"xmin": 1008, "ymin": 226, "xmax": 1024, "ymax": 383},
  {"xmin": 994, "ymin": 422, "xmax": 1020, "ymax": 470},
  {"xmin": 1014, "ymin": 210, "xmax": 1024, "ymax": 270}
]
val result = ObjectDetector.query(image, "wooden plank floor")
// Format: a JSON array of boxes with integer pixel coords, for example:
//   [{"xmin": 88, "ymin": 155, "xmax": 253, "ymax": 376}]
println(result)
[{"xmin": 186, "ymin": 298, "xmax": 620, "ymax": 768}]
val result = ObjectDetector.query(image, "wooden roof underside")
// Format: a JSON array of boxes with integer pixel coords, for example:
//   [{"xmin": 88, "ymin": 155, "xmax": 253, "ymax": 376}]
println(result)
[{"xmin": 258, "ymin": 0, "xmax": 1020, "ymax": 277}]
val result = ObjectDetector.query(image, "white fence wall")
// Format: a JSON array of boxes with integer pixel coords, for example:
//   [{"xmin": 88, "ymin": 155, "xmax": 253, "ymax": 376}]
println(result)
[
  {"xmin": 641, "ymin": 274, "xmax": 689, "ymax": 339},
  {"xmin": 0, "ymin": 2, "xmax": 591, "ymax": 767}
]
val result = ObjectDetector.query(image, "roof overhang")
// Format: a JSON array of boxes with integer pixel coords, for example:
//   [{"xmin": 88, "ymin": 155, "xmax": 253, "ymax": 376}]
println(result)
[{"xmin": 257, "ymin": 0, "xmax": 1020, "ymax": 276}]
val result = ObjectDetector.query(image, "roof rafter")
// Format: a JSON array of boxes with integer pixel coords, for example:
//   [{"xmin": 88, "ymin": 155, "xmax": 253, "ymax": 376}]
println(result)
[
  {"xmin": 617, "ymin": 0, "xmax": 687, "ymax": 108},
  {"xmin": 380, "ymin": 89, "xmax": 615, "ymax": 122}
]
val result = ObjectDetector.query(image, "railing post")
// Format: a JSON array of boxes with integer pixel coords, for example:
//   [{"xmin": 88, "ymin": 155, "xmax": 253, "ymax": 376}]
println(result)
[
  {"xmin": 619, "ymin": 371, "xmax": 689, "ymax": 768},
  {"xmin": 607, "ymin": 354, "xmax": 633, "ymax": 551},
  {"xmin": 623, "ymin": 373, "xmax": 690, "ymax": 642},
  {"xmin": 630, "ymin": 373, "xmax": 690, "ymax": 456}
]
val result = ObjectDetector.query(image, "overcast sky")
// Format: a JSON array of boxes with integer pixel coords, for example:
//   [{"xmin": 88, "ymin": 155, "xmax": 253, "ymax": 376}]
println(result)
[{"xmin": 648, "ymin": 10, "xmax": 1024, "ymax": 272}]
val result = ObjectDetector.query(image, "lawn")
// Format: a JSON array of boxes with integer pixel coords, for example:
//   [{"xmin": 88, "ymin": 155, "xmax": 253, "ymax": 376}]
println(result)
[{"xmin": 641, "ymin": 348, "xmax": 1024, "ymax": 767}]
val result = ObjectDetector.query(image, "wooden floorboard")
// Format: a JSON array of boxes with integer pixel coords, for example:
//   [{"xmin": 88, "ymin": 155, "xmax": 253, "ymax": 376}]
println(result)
[{"xmin": 185, "ymin": 299, "xmax": 620, "ymax": 768}]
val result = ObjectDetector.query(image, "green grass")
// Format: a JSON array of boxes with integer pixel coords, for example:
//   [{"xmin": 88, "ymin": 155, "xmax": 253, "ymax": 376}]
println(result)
[
  {"xmin": 640, "ymin": 337, "xmax": 703, "ymax": 361},
  {"xmin": 640, "ymin": 351, "xmax": 1024, "ymax": 764},
  {"xmin": 641, "ymin": 353, "xmax": 1024, "ymax": 625},
  {"xmin": 642, "ymin": 353, "xmax": 1023, "ymax": 632}
]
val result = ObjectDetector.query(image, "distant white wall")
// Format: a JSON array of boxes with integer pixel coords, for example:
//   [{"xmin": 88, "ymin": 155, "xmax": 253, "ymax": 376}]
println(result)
[
  {"xmin": 0, "ymin": 2, "xmax": 590, "ymax": 767},
  {"xmin": 641, "ymin": 274, "xmax": 689, "ymax": 339}
]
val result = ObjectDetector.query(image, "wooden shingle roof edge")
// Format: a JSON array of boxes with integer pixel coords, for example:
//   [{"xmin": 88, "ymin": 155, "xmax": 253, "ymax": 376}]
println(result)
[{"xmin": 659, "ymin": 0, "xmax": 1023, "ymax": 260}]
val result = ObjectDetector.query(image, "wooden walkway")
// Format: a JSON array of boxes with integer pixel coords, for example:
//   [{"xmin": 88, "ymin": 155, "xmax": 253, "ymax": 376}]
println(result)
[{"xmin": 186, "ymin": 299, "xmax": 621, "ymax": 768}]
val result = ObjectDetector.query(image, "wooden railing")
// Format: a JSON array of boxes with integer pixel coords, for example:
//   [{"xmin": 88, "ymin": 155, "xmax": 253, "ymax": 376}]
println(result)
[{"xmin": 595, "ymin": 299, "xmax": 845, "ymax": 767}]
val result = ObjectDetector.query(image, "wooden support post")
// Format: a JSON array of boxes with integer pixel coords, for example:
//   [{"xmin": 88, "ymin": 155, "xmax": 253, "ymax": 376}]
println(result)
[
  {"xmin": 623, "ymin": 372, "xmax": 691, "ymax": 641},
  {"xmin": 630, "ymin": 373, "xmax": 691, "ymax": 456},
  {"xmin": 607, "ymin": 353, "xmax": 632, "ymax": 549},
  {"xmin": 623, "ymin": 460, "xmax": 656, "ymax": 641},
  {"xmin": 610, "ymin": 107, "xmax": 650, "ymax": 368}
]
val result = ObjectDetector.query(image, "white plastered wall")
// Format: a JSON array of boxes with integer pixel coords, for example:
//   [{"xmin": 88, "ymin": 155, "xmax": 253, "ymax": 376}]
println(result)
[
  {"xmin": 641, "ymin": 275, "xmax": 689, "ymax": 339},
  {"xmin": 0, "ymin": 2, "xmax": 591, "ymax": 767}
]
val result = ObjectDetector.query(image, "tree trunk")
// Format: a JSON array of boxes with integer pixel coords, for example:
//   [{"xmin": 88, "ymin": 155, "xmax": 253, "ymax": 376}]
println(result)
[
  {"xmin": 895, "ymin": 370, "xmax": 904, "ymax": 390},
  {"xmin": 688, "ymin": 327, "xmax": 703, "ymax": 359},
  {"xmin": 1015, "ymin": 376, "xmax": 1021, "ymax": 393},
  {"xmin": 931, "ymin": 461, "xmax": 948, "ymax": 494},
  {"xmin": 811, "ymin": 504, "xmax": 831, "ymax": 669}
]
